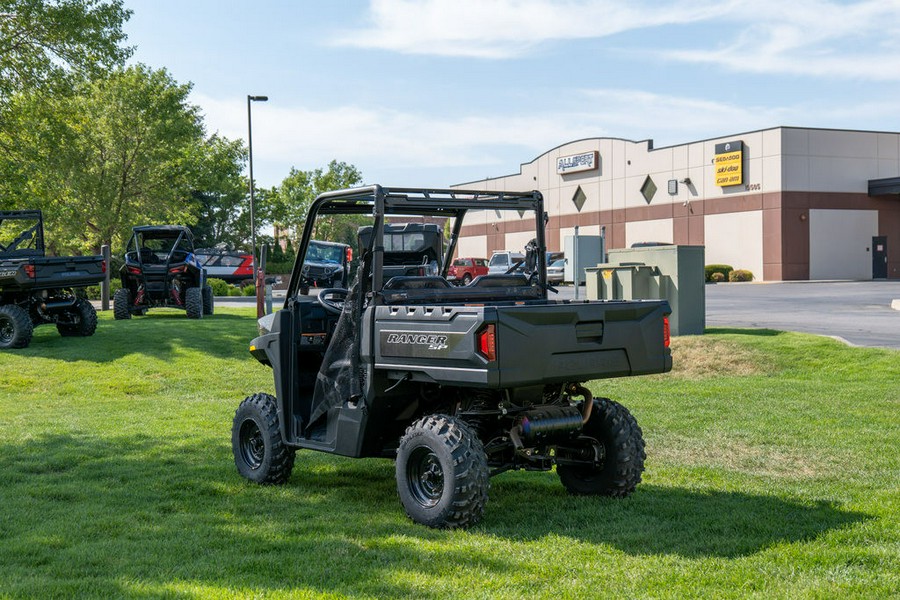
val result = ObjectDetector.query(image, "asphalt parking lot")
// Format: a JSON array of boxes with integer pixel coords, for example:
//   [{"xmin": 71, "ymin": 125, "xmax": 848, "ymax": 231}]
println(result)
[{"xmin": 216, "ymin": 280, "xmax": 900, "ymax": 350}]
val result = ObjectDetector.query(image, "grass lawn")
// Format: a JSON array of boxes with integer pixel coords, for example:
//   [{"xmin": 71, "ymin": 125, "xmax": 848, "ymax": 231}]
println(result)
[{"xmin": 1, "ymin": 308, "xmax": 898, "ymax": 599}]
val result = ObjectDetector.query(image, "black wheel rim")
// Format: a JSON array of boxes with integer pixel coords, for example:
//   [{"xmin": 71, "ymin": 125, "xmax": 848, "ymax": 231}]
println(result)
[
  {"xmin": 0, "ymin": 316, "xmax": 12, "ymax": 344},
  {"xmin": 407, "ymin": 446, "xmax": 444, "ymax": 507},
  {"xmin": 239, "ymin": 419, "xmax": 265, "ymax": 469}
]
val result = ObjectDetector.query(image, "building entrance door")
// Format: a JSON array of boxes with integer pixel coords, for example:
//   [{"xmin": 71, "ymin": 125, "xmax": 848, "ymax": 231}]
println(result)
[{"xmin": 872, "ymin": 236, "xmax": 887, "ymax": 279}]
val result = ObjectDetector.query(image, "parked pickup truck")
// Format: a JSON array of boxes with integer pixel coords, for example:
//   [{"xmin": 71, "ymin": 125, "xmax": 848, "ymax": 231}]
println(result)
[
  {"xmin": 0, "ymin": 210, "xmax": 103, "ymax": 349},
  {"xmin": 231, "ymin": 186, "xmax": 671, "ymax": 529}
]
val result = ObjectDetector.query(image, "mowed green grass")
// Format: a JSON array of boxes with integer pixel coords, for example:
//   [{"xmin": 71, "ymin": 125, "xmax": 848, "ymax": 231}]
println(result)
[{"xmin": 0, "ymin": 308, "xmax": 898, "ymax": 599}]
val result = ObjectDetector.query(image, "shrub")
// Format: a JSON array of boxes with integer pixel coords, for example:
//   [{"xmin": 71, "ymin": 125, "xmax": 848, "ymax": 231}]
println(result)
[
  {"xmin": 227, "ymin": 287, "xmax": 242, "ymax": 297},
  {"xmin": 711, "ymin": 272, "xmax": 726, "ymax": 283},
  {"xmin": 705, "ymin": 264, "xmax": 733, "ymax": 282},
  {"xmin": 241, "ymin": 284, "xmax": 256, "ymax": 296},
  {"xmin": 207, "ymin": 278, "xmax": 232, "ymax": 297},
  {"xmin": 729, "ymin": 269, "xmax": 754, "ymax": 282}
]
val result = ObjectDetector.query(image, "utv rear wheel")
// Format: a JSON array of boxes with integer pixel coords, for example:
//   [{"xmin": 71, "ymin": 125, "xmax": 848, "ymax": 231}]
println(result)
[
  {"xmin": 57, "ymin": 299, "xmax": 98, "ymax": 337},
  {"xmin": 232, "ymin": 393, "xmax": 295, "ymax": 484},
  {"xmin": 396, "ymin": 414, "xmax": 489, "ymax": 529},
  {"xmin": 0, "ymin": 304, "xmax": 33, "ymax": 349},
  {"xmin": 185, "ymin": 286, "xmax": 203, "ymax": 319},
  {"xmin": 113, "ymin": 288, "xmax": 132, "ymax": 320},
  {"xmin": 557, "ymin": 398, "xmax": 645, "ymax": 497},
  {"xmin": 202, "ymin": 285, "xmax": 214, "ymax": 315}
]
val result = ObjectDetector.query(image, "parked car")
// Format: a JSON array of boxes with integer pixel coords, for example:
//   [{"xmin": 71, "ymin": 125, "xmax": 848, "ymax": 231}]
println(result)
[
  {"xmin": 546, "ymin": 258, "xmax": 567, "ymax": 284},
  {"xmin": 487, "ymin": 251, "xmax": 525, "ymax": 275},
  {"xmin": 299, "ymin": 239, "xmax": 353, "ymax": 292},
  {"xmin": 447, "ymin": 257, "xmax": 488, "ymax": 285}
]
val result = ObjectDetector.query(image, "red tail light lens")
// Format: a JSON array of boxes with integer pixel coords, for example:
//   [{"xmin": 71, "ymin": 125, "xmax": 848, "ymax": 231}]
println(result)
[
  {"xmin": 169, "ymin": 265, "xmax": 187, "ymax": 274},
  {"xmin": 663, "ymin": 316, "xmax": 670, "ymax": 348},
  {"xmin": 127, "ymin": 266, "xmax": 141, "ymax": 275},
  {"xmin": 23, "ymin": 264, "xmax": 35, "ymax": 278},
  {"xmin": 477, "ymin": 324, "xmax": 496, "ymax": 361},
  {"xmin": 101, "ymin": 260, "xmax": 107, "ymax": 274},
  {"xmin": 346, "ymin": 247, "xmax": 353, "ymax": 263}
]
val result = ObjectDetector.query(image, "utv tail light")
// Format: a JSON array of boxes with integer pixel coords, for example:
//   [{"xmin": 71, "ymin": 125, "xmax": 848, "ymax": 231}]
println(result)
[
  {"xmin": 127, "ymin": 266, "xmax": 141, "ymax": 275},
  {"xmin": 101, "ymin": 260, "xmax": 107, "ymax": 274},
  {"xmin": 23, "ymin": 264, "xmax": 35, "ymax": 278},
  {"xmin": 477, "ymin": 324, "xmax": 497, "ymax": 362},
  {"xmin": 169, "ymin": 265, "xmax": 187, "ymax": 274},
  {"xmin": 663, "ymin": 316, "xmax": 670, "ymax": 348},
  {"xmin": 346, "ymin": 247, "xmax": 353, "ymax": 263}
]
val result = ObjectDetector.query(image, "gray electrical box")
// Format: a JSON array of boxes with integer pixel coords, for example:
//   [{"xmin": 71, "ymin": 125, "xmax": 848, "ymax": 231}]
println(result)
[
  {"xmin": 564, "ymin": 235, "xmax": 605, "ymax": 284},
  {"xmin": 585, "ymin": 245, "xmax": 705, "ymax": 336}
]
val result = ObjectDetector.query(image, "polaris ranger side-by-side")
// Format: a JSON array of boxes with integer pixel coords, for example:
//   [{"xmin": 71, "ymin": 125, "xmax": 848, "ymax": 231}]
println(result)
[
  {"xmin": 231, "ymin": 186, "xmax": 672, "ymax": 528},
  {"xmin": 0, "ymin": 210, "xmax": 103, "ymax": 350},
  {"xmin": 114, "ymin": 225, "xmax": 212, "ymax": 320}
]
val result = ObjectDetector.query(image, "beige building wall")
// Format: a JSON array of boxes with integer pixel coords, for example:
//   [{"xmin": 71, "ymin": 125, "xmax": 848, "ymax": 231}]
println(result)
[
  {"xmin": 454, "ymin": 127, "xmax": 900, "ymax": 281},
  {"xmin": 809, "ymin": 209, "xmax": 879, "ymax": 279}
]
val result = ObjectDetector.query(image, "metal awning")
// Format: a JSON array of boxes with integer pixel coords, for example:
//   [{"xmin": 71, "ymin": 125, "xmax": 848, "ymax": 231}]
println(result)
[{"xmin": 868, "ymin": 176, "xmax": 900, "ymax": 196}]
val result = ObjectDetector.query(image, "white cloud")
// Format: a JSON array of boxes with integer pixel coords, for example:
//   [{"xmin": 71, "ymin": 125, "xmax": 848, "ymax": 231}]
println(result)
[
  {"xmin": 667, "ymin": 0, "xmax": 900, "ymax": 80},
  {"xmin": 335, "ymin": 0, "xmax": 900, "ymax": 81},
  {"xmin": 333, "ymin": 0, "xmax": 726, "ymax": 58},
  {"xmin": 196, "ymin": 89, "xmax": 900, "ymax": 187}
]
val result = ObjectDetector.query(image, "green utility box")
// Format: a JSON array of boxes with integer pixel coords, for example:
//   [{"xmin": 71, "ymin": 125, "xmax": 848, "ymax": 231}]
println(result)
[{"xmin": 586, "ymin": 245, "xmax": 705, "ymax": 336}]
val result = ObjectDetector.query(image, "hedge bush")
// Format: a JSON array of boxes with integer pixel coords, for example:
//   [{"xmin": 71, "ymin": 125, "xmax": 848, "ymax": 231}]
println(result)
[
  {"xmin": 207, "ymin": 278, "xmax": 232, "ymax": 297},
  {"xmin": 710, "ymin": 272, "xmax": 726, "ymax": 283},
  {"xmin": 241, "ymin": 284, "xmax": 256, "ymax": 296},
  {"xmin": 82, "ymin": 279, "xmax": 122, "ymax": 300},
  {"xmin": 729, "ymin": 269, "xmax": 754, "ymax": 282},
  {"xmin": 705, "ymin": 264, "xmax": 733, "ymax": 282}
]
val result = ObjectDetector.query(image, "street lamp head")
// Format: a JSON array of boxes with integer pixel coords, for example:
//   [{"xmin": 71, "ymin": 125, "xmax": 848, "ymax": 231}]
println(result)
[{"xmin": 248, "ymin": 95, "xmax": 268, "ymax": 102}]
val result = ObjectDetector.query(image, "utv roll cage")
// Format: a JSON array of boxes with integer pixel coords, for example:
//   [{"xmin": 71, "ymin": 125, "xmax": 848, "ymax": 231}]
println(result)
[{"xmin": 285, "ymin": 186, "xmax": 549, "ymax": 301}]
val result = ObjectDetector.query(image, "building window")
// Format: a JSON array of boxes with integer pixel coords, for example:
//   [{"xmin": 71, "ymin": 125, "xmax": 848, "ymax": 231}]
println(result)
[
  {"xmin": 571, "ymin": 185, "xmax": 587, "ymax": 212},
  {"xmin": 641, "ymin": 176, "xmax": 657, "ymax": 204}
]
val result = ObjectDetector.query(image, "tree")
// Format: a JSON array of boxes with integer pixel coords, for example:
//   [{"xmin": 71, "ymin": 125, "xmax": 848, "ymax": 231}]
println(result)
[
  {"xmin": 270, "ymin": 160, "xmax": 364, "ymax": 245},
  {"xmin": 0, "ymin": 0, "xmax": 131, "ymax": 104},
  {"xmin": 188, "ymin": 134, "xmax": 248, "ymax": 250},
  {"xmin": 2, "ymin": 65, "xmax": 242, "ymax": 255}
]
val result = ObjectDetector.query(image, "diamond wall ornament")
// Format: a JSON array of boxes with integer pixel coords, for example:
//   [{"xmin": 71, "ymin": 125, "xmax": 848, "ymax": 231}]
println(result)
[
  {"xmin": 571, "ymin": 186, "xmax": 587, "ymax": 212},
  {"xmin": 641, "ymin": 176, "xmax": 657, "ymax": 204}
]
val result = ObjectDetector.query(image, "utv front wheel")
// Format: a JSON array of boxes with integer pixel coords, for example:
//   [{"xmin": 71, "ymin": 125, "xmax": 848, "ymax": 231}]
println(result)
[
  {"xmin": 0, "ymin": 304, "xmax": 33, "ymax": 349},
  {"xmin": 232, "ymin": 393, "xmax": 295, "ymax": 484},
  {"xmin": 57, "ymin": 299, "xmax": 98, "ymax": 337},
  {"xmin": 185, "ymin": 286, "xmax": 203, "ymax": 319},
  {"xmin": 557, "ymin": 398, "xmax": 645, "ymax": 497},
  {"xmin": 396, "ymin": 415, "xmax": 489, "ymax": 529},
  {"xmin": 113, "ymin": 288, "xmax": 132, "ymax": 320}
]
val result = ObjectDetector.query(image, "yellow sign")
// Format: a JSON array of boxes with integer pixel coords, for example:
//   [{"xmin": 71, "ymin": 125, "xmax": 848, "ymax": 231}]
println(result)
[{"xmin": 714, "ymin": 149, "xmax": 743, "ymax": 187}]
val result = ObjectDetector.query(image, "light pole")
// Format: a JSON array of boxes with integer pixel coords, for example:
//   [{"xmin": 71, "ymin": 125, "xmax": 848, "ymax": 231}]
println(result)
[{"xmin": 247, "ymin": 94, "xmax": 268, "ymax": 299}]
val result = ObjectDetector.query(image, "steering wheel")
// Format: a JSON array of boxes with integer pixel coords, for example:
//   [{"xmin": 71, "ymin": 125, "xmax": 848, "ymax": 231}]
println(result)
[{"xmin": 317, "ymin": 288, "xmax": 349, "ymax": 315}]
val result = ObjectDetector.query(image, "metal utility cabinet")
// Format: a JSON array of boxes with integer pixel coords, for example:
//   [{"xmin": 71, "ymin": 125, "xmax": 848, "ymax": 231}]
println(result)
[{"xmin": 586, "ymin": 245, "xmax": 705, "ymax": 336}]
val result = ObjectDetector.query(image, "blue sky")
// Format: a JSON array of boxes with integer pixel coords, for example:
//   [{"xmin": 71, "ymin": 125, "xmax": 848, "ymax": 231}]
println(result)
[{"xmin": 123, "ymin": 0, "xmax": 900, "ymax": 189}]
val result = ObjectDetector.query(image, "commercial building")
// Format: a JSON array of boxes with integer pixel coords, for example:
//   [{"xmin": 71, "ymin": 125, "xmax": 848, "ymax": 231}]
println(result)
[{"xmin": 452, "ymin": 127, "xmax": 899, "ymax": 280}]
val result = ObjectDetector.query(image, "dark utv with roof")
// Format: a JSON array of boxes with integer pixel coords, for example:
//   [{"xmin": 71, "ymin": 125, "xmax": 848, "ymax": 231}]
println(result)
[
  {"xmin": 0, "ymin": 210, "xmax": 103, "ymax": 349},
  {"xmin": 231, "ymin": 186, "xmax": 672, "ymax": 529},
  {"xmin": 114, "ymin": 225, "xmax": 212, "ymax": 320}
]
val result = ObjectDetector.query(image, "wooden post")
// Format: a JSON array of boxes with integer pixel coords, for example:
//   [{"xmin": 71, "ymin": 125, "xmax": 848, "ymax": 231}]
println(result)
[{"xmin": 101, "ymin": 244, "xmax": 111, "ymax": 311}]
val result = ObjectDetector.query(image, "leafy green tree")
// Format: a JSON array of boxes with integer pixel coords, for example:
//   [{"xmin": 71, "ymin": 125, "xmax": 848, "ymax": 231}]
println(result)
[
  {"xmin": 270, "ymin": 160, "xmax": 364, "ymax": 245},
  {"xmin": 0, "ymin": 0, "xmax": 131, "ymax": 104},
  {"xmin": 2, "ymin": 64, "xmax": 239, "ymax": 255},
  {"xmin": 188, "ymin": 134, "xmax": 248, "ymax": 250}
]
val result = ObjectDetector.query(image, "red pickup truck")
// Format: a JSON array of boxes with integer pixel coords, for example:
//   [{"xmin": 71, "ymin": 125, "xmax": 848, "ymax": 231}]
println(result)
[{"xmin": 447, "ymin": 257, "xmax": 488, "ymax": 285}]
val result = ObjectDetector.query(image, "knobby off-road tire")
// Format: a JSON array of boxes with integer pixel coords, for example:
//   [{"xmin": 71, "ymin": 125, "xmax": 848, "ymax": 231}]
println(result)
[
  {"xmin": 396, "ymin": 414, "xmax": 490, "ymax": 529},
  {"xmin": 202, "ymin": 285, "xmax": 214, "ymax": 316},
  {"xmin": 113, "ymin": 288, "xmax": 132, "ymax": 320},
  {"xmin": 0, "ymin": 304, "xmax": 33, "ymax": 349},
  {"xmin": 57, "ymin": 299, "xmax": 98, "ymax": 337},
  {"xmin": 557, "ymin": 398, "xmax": 646, "ymax": 497},
  {"xmin": 185, "ymin": 286, "xmax": 203, "ymax": 319},
  {"xmin": 232, "ymin": 393, "xmax": 296, "ymax": 484}
]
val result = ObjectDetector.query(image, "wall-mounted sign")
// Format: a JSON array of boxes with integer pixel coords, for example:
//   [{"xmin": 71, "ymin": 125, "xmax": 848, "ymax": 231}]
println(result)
[
  {"xmin": 714, "ymin": 140, "xmax": 743, "ymax": 187},
  {"xmin": 557, "ymin": 151, "xmax": 599, "ymax": 175}
]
